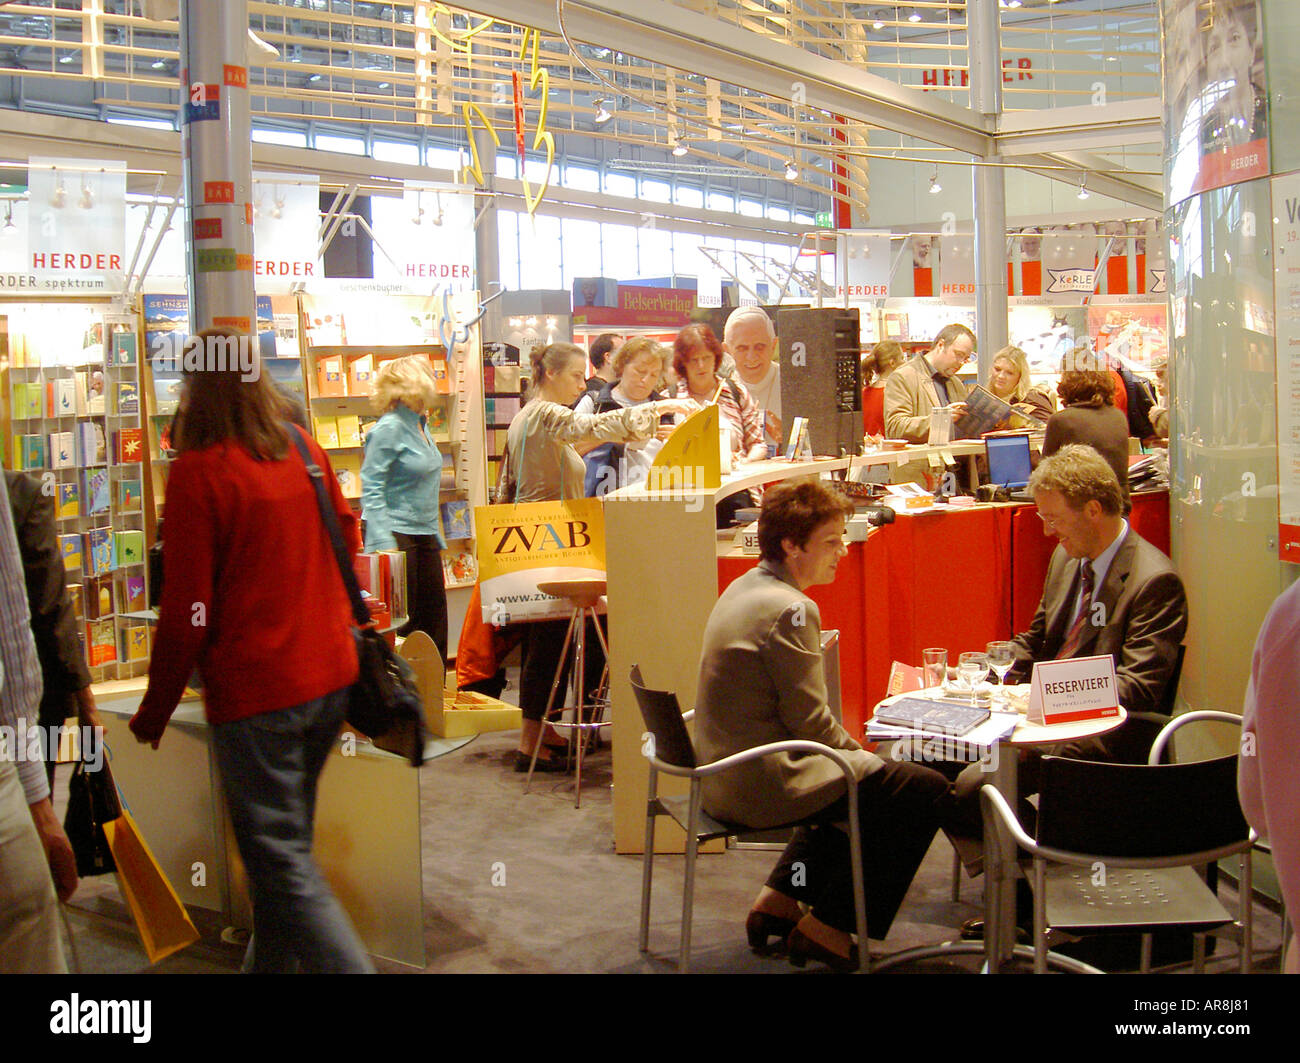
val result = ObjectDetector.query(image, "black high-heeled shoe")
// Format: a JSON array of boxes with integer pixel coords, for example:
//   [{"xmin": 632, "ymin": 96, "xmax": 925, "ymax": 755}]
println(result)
[
  {"xmin": 745, "ymin": 910, "xmax": 797, "ymax": 953},
  {"xmin": 786, "ymin": 926, "xmax": 860, "ymax": 973}
]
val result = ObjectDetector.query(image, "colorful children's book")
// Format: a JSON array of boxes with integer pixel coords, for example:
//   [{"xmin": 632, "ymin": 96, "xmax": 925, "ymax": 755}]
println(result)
[
  {"xmin": 112, "ymin": 331, "xmax": 138, "ymax": 366},
  {"xmin": 115, "ymin": 530, "xmax": 145, "ymax": 567},
  {"xmin": 117, "ymin": 478, "xmax": 142, "ymax": 512},
  {"xmin": 349, "ymin": 354, "xmax": 374, "ymax": 396},
  {"xmin": 116, "ymin": 381, "xmax": 139, "ymax": 416},
  {"xmin": 54, "ymin": 378, "xmax": 77, "ymax": 416},
  {"xmin": 22, "ymin": 435, "xmax": 46, "ymax": 469},
  {"xmin": 315, "ymin": 416, "xmax": 340, "ymax": 449},
  {"xmin": 115, "ymin": 427, "xmax": 144, "ymax": 464},
  {"xmin": 57, "ymin": 482, "xmax": 80, "ymax": 520},
  {"xmin": 117, "ymin": 574, "xmax": 147, "ymax": 614},
  {"xmin": 85, "ymin": 370, "xmax": 107, "ymax": 416},
  {"xmin": 85, "ymin": 575, "xmax": 114, "ymax": 620},
  {"xmin": 86, "ymin": 618, "xmax": 117, "ymax": 667},
  {"xmin": 337, "ymin": 415, "xmax": 362, "ymax": 449},
  {"xmin": 440, "ymin": 500, "xmax": 473, "ymax": 540},
  {"xmin": 74, "ymin": 422, "xmax": 106, "ymax": 466},
  {"xmin": 49, "ymin": 431, "xmax": 75, "ymax": 469},
  {"xmin": 66, "ymin": 582, "xmax": 84, "ymax": 618},
  {"xmin": 316, "ymin": 356, "xmax": 348, "ymax": 397},
  {"xmin": 59, "ymin": 534, "xmax": 83, "ymax": 571},
  {"xmin": 120, "ymin": 623, "xmax": 150, "ymax": 662},
  {"xmin": 82, "ymin": 468, "xmax": 110, "ymax": 514},
  {"xmin": 84, "ymin": 528, "xmax": 114, "ymax": 576}
]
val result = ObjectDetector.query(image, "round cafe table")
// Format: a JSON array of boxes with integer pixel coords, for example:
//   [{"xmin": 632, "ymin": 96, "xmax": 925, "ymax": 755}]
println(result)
[{"xmin": 871, "ymin": 693, "xmax": 1127, "ymax": 974}]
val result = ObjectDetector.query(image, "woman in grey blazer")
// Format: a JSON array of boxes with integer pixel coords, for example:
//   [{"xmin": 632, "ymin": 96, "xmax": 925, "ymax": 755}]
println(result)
[{"xmin": 695, "ymin": 480, "xmax": 954, "ymax": 970}]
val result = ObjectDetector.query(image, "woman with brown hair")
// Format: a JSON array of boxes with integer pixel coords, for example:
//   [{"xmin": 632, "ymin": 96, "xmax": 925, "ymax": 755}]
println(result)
[
  {"xmin": 497, "ymin": 342, "xmax": 691, "ymax": 770},
  {"xmin": 861, "ymin": 340, "xmax": 904, "ymax": 437},
  {"xmin": 130, "ymin": 329, "xmax": 372, "ymax": 973},
  {"xmin": 1044, "ymin": 368, "xmax": 1132, "ymax": 513}
]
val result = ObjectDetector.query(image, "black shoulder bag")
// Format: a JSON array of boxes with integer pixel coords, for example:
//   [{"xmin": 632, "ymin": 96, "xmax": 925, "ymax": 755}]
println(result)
[{"xmin": 286, "ymin": 425, "xmax": 427, "ymax": 766}]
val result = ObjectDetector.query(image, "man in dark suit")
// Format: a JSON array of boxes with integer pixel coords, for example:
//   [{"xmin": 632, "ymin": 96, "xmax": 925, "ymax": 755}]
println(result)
[
  {"xmin": 5, "ymin": 471, "xmax": 101, "ymax": 790},
  {"xmin": 949, "ymin": 445, "xmax": 1187, "ymax": 936}
]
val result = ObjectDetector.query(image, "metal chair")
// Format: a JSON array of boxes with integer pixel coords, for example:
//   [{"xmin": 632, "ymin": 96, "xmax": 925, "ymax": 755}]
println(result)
[
  {"xmin": 980, "ymin": 714, "xmax": 1255, "ymax": 973},
  {"xmin": 629, "ymin": 665, "xmax": 869, "ymax": 973}
]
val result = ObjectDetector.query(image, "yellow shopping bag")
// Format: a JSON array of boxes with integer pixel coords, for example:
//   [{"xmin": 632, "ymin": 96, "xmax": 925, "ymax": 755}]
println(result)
[{"xmin": 103, "ymin": 808, "xmax": 200, "ymax": 964}]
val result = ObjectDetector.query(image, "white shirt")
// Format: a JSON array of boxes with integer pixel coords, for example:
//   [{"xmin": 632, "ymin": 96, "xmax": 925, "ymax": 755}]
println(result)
[{"xmin": 739, "ymin": 361, "xmax": 782, "ymax": 450}]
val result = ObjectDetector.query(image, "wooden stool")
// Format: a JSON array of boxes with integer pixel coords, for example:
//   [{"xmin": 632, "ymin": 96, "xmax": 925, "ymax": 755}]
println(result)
[{"xmin": 523, "ymin": 578, "xmax": 610, "ymax": 806}]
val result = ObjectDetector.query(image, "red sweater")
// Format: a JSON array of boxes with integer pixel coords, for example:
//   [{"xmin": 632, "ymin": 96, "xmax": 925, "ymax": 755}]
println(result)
[
  {"xmin": 862, "ymin": 386, "xmax": 886, "ymax": 437},
  {"xmin": 131, "ymin": 430, "xmax": 360, "ymax": 741}
]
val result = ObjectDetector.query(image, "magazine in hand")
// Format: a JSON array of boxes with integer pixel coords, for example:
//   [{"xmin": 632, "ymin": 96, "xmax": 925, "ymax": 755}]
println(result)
[{"xmin": 955, "ymin": 385, "xmax": 1045, "ymax": 439}]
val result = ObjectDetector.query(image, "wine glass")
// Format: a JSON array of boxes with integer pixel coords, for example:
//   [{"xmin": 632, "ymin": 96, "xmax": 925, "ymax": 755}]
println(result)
[
  {"xmin": 986, "ymin": 641, "xmax": 1016, "ymax": 707},
  {"xmin": 957, "ymin": 652, "xmax": 989, "ymax": 707}
]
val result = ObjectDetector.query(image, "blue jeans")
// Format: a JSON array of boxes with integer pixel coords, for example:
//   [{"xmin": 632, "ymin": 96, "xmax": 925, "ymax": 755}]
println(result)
[{"xmin": 212, "ymin": 687, "xmax": 374, "ymax": 973}]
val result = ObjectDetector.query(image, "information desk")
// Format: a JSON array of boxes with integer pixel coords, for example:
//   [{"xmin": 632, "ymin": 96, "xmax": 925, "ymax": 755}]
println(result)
[{"xmin": 91, "ymin": 680, "xmax": 425, "ymax": 968}]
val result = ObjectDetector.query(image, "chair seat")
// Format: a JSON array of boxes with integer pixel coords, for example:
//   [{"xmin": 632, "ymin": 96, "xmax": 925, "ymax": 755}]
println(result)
[
  {"xmin": 652, "ymin": 795, "xmax": 736, "ymax": 843},
  {"xmin": 1042, "ymin": 865, "xmax": 1233, "ymax": 934},
  {"xmin": 537, "ymin": 579, "xmax": 607, "ymax": 609}
]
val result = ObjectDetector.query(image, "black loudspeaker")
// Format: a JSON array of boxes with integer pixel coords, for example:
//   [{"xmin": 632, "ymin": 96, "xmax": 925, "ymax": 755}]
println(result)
[
  {"xmin": 775, "ymin": 307, "xmax": 861, "ymax": 458},
  {"xmin": 320, "ymin": 192, "xmax": 374, "ymax": 278}
]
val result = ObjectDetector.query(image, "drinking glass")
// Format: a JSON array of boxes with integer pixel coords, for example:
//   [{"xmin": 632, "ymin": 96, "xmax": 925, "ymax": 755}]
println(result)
[
  {"xmin": 922, "ymin": 648, "xmax": 948, "ymax": 691},
  {"xmin": 958, "ymin": 652, "xmax": 989, "ymax": 707},
  {"xmin": 986, "ymin": 641, "xmax": 1016, "ymax": 706}
]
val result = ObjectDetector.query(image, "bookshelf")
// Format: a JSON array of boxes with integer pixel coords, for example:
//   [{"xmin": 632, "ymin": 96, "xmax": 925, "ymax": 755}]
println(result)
[{"xmin": 2, "ymin": 302, "xmax": 150, "ymax": 679}]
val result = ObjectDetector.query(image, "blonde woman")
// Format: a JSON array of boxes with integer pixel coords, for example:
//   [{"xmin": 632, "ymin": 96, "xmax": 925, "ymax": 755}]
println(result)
[
  {"xmin": 987, "ymin": 345, "xmax": 1056, "ymax": 424},
  {"xmin": 361, "ymin": 355, "xmax": 448, "ymax": 660}
]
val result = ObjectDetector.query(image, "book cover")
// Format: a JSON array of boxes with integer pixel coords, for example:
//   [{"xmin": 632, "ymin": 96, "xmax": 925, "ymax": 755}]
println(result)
[
  {"xmin": 117, "ymin": 478, "xmax": 142, "ymax": 511},
  {"xmin": 22, "ymin": 435, "xmax": 46, "ymax": 469},
  {"xmin": 955, "ymin": 384, "xmax": 1045, "ymax": 440},
  {"xmin": 67, "ymin": 582, "xmax": 84, "ymax": 618},
  {"xmin": 112, "ymin": 330, "xmax": 138, "ymax": 366},
  {"xmin": 349, "ymin": 354, "xmax": 374, "ymax": 396},
  {"xmin": 45, "ymin": 380, "xmax": 55, "ymax": 418},
  {"xmin": 117, "ymin": 574, "xmax": 147, "ymax": 614},
  {"xmin": 86, "ymin": 618, "xmax": 117, "ymax": 667},
  {"xmin": 54, "ymin": 378, "xmax": 77, "ymax": 416},
  {"xmin": 336, "ymin": 415, "xmax": 362, "ymax": 448},
  {"xmin": 84, "ymin": 575, "xmax": 114, "ymax": 620},
  {"xmin": 379, "ymin": 549, "xmax": 407, "ymax": 621},
  {"xmin": 427, "ymin": 404, "xmax": 449, "ymax": 440},
  {"xmin": 492, "ymin": 364, "xmax": 521, "ymax": 394},
  {"xmin": 116, "ymin": 380, "xmax": 139, "ymax": 416},
  {"xmin": 84, "ymin": 528, "xmax": 114, "ymax": 576},
  {"xmin": 316, "ymin": 356, "xmax": 348, "ymax": 397},
  {"xmin": 443, "ymin": 549, "xmax": 477, "ymax": 585},
  {"xmin": 82, "ymin": 468, "xmax": 110, "ymax": 514},
  {"xmin": 57, "ymin": 482, "xmax": 80, "ymax": 520},
  {"xmin": 115, "ymin": 427, "xmax": 144, "ymax": 464},
  {"xmin": 152, "ymin": 375, "xmax": 183, "ymax": 415},
  {"xmin": 120, "ymin": 623, "xmax": 150, "ymax": 662},
  {"xmin": 333, "ymin": 452, "xmax": 362, "ymax": 498},
  {"xmin": 74, "ymin": 422, "xmax": 106, "ymax": 466},
  {"xmin": 59, "ymin": 534, "xmax": 83, "ymax": 571},
  {"xmin": 49, "ymin": 431, "xmax": 75, "ymax": 469},
  {"xmin": 440, "ymin": 500, "xmax": 473, "ymax": 540},
  {"xmin": 315, "ymin": 416, "xmax": 340, "ymax": 449},
  {"xmin": 17, "ymin": 381, "xmax": 43, "ymax": 419},
  {"xmin": 115, "ymin": 529, "xmax": 145, "ymax": 567},
  {"xmin": 431, "ymin": 356, "xmax": 451, "ymax": 395},
  {"xmin": 73, "ymin": 372, "xmax": 88, "ymax": 416}
]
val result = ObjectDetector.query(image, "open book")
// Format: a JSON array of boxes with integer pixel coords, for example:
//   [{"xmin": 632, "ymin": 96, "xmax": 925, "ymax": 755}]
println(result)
[{"xmin": 956, "ymin": 384, "xmax": 1046, "ymax": 439}]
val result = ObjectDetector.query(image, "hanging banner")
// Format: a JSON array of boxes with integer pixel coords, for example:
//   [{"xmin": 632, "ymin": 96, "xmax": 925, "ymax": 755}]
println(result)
[
  {"xmin": 25, "ymin": 158, "xmax": 127, "ymax": 294},
  {"xmin": 938, "ymin": 235, "xmax": 975, "ymax": 303},
  {"xmin": 839, "ymin": 233, "xmax": 892, "ymax": 301},
  {"xmin": 1042, "ymin": 227, "xmax": 1097, "ymax": 297},
  {"xmin": 1272, "ymin": 170, "xmax": 1300, "ymax": 564},
  {"xmin": 1163, "ymin": 0, "xmax": 1270, "ymax": 207},
  {"xmin": 251, "ymin": 172, "xmax": 320, "ymax": 292},
  {"xmin": 387, "ymin": 181, "xmax": 476, "ymax": 291}
]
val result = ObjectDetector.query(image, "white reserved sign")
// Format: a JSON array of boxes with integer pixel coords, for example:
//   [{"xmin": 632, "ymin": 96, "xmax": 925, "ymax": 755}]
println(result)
[{"xmin": 1027, "ymin": 654, "xmax": 1120, "ymax": 724}]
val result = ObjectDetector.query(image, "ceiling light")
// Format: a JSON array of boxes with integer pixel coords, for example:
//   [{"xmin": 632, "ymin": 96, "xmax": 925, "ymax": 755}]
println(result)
[
  {"xmin": 672, "ymin": 140, "xmax": 688, "ymax": 157},
  {"xmin": 151, "ymin": 58, "xmax": 166, "ymax": 70},
  {"xmin": 1077, "ymin": 174, "xmax": 1090, "ymax": 200},
  {"xmin": 929, "ymin": 169, "xmax": 941, "ymax": 194},
  {"xmin": 58, "ymin": 52, "xmax": 75, "ymax": 65},
  {"xmin": 377, "ymin": 81, "xmax": 390, "ymax": 89},
  {"xmin": 872, "ymin": 19, "xmax": 885, "ymax": 31},
  {"xmin": 784, "ymin": 160, "xmax": 799, "ymax": 181},
  {"xmin": 2, "ymin": 202, "xmax": 15, "ymax": 234},
  {"xmin": 79, "ymin": 180, "xmax": 93, "ymax": 210},
  {"xmin": 593, "ymin": 98, "xmax": 612, "ymax": 125},
  {"xmin": 908, "ymin": 8, "xmax": 922, "ymax": 22},
  {"xmin": 308, "ymin": 73, "xmax": 322, "ymax": 83}
]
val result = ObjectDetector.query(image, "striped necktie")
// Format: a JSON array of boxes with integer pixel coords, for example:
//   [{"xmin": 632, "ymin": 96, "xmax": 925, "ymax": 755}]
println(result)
[{"xmin": 1056, "ymin": 559, "xmax": 1095, "ymax": 659}]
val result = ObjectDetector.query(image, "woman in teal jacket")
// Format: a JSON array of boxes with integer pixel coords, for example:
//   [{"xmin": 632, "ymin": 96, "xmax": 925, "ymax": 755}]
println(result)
[{"xmin": 361, "ymin": 355, "xmax": 448, "ymax": 659}]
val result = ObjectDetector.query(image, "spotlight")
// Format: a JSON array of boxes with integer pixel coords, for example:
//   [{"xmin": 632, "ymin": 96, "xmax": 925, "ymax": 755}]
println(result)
[
  {"xmin": 593, "ymin": 98, "xmax": 612, "ymax": 125},
  {"xmin": 672, "ymin": 140, "xmax": 688, "ymax": 157},
  {"xmin": 1077, "ymin": 174, "xmax": 1090, "ymax": 200},
  {"xmin": 2, "ymin": 202, "xmax": 15, "ymax": 234},
  {"xmin": 784, "ymin": 160, "xmax": 799, "ymax": 181},
  {"xmin": 79, "ymin": 180, "xmax": 93, "ymax": 210},
  {"xmin": 50, "ymin": 173, "xmax": 66, "ymax": 209},
  {"xmin": 872, "ymin": 18, "xmax": 885, "ymax": 31},
  {"xmin": 151, "ymin": 58, "xmax": 166, "ymax": 70},
  {"xmin": 908, "ymin": 8, "xmax": 922, "ymax": 22},
  {"xmin": 58, "ymin": 52, "xmax": 75, "ymax": 65},
  {"xmin": 929, "ymin": 169, "xmax": 941, "ymax": 194},
  {"xmin": 377, "ymin": 81, "xmax": 390, "ymax": 90},
  {"xmin": 308, "ymin": 73, "xmax": 322, "ymax": 83}
]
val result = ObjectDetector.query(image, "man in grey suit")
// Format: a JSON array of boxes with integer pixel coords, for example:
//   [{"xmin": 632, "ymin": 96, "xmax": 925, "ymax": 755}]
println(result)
[
  {"xmin": 884, "ymin": 323, "xmax": 975, "ymax": 443},
  {"xmin": 695, "ymin": 479, "xmax": 953, "ymax": 970},
  {"xmin": 948, "ymin": 445, "xmax": 1188, "ymax": 924}
]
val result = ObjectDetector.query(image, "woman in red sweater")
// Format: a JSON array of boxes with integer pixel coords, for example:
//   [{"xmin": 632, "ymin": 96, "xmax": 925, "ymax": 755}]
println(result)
[{"xmin": 130, "ymin": 330, "xmax": 371, "ymax": 973}]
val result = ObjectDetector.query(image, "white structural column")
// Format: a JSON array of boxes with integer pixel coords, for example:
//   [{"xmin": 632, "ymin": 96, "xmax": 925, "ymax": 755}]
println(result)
[
  {"xmin": 473, "ymin": 122, "xmax": 502, "ymax": 335},
  {"xmin": 179, "ymin": 0, "xmax": 256, "ymax": 335},
  {"xmin": 970, "ymin": 0, "xmax": 1009, "ymax": 368}
]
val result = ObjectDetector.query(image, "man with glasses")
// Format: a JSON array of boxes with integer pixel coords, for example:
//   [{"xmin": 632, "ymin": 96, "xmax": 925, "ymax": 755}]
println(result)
[{"xmin": 884, "ymin": 323, "xmax": 975, "ymax": 443}]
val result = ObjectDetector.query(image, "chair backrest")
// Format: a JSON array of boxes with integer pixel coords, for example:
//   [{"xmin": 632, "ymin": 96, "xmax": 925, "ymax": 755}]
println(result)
[
  {"xmin": 1160, "ymin": 642, "xmax": 1187, "ymax": 716},
  {"xmin": 1036, "ymin": 753, "xmax": 1248, "ymax": 859},
  {"xmin": 629, "ymin": 664, "xmax": 697, "ymax": 770}
]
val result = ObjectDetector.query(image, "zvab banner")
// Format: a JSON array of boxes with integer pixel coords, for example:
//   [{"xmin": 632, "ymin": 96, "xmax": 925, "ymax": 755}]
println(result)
[{"xmin": 475, "ymin": 498, "xmax": 605, "ymax": 622}]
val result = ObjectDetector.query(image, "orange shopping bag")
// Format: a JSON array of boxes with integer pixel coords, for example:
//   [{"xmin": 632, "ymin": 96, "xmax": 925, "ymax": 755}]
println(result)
[{"xmin": 103, "ymin": 808, "xmax": 200, "ymax": 964}]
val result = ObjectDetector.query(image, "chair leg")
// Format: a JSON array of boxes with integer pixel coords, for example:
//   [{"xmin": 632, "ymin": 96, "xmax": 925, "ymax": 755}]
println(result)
[
  {"xmin": 1240, "ymin": 849, "xmax": 1253, "ymax": 974},
  {"xmin": 524, "ymin": 608, "xmax": 578, "ymax": 794},
  {"xmin": 1193, "ymin": 932, "xmax": 1206, "ymax": 974},
  {"xmin": 640, "ymin": 777, "xmax": 657, "ymax": 954},
  {"xmin": 680, "ymin": 784, "xmax": 703, "ymax": 974},
  {"xmin": 1140, "ymin": 933, "xmax": 1153, "ymax": 973},
  {"xmin": 571, "ymin": 613, "xmax": 586, "ymax": 808},
  {"xmin": 1033, "ymin": 859, "xmax": 1047, "ymax": 975}
]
